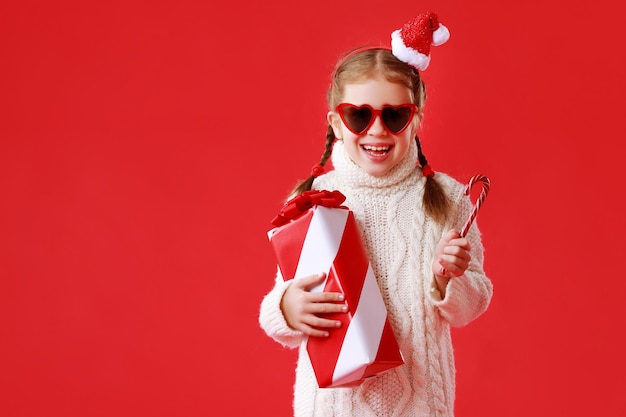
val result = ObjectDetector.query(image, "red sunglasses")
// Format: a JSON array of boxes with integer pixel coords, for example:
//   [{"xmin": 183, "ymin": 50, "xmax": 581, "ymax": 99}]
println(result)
[{"xmin": 336, "ymin": 103, "xmax": 416, "ymax": 135}]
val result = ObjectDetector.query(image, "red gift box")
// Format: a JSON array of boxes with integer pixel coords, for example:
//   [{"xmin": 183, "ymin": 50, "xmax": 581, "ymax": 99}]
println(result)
[{"xmin": 268, "ymin": 190, "xmax": 404, "ymax": 388}]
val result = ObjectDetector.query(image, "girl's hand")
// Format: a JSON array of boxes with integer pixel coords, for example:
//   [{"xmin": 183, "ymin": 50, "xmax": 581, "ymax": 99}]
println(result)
[
  {"xmin": 432, "ymin": 230, "xmax": 472, "ymax": 293},
  {"xmin": 281, "ymin": 272, "xmax": 348, "ymax": 338}
]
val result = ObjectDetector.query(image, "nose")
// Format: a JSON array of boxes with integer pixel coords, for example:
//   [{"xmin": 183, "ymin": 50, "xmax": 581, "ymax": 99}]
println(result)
[{"xmin": 367, "ymin": 113, "xmax": 388, "ymax": 136}]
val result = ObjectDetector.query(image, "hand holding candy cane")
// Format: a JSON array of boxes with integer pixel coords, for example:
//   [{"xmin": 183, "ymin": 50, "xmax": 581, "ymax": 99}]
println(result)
[{"xmin": 432, "ymin": 174, "xmax": 491, "ymax": 291}]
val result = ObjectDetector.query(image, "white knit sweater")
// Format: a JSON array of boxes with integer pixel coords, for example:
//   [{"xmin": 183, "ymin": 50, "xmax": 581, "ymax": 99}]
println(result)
[{"xmin": 259, "ymin": 140, "xmax": 493, "ymax": 417}]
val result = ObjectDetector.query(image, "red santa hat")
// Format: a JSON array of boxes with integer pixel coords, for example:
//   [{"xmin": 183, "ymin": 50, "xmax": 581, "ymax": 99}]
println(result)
[{"xmin": 391, "ymin": 12, "xmax": 450, "ymax": 71}]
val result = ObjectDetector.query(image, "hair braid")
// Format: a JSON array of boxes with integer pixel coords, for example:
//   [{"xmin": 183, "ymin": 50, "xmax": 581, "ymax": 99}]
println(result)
[
  {"xmin": 289, "ymin": 126, "xmax": 336, "ymax": 197},
  {"xmin": 415, "ymin": 136, "xmax": 450, "ymax": 224},
  {"xmin": 319, "ymin": 125, "xmax": 336, "ymax": 166},
  {"xmin": 415, "ymin": 136, "xmax": 429, "ymax": 168}
]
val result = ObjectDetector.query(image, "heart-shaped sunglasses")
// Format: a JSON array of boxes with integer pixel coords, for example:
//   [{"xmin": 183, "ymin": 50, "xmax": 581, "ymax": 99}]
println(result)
[{"xmin": 336, "ymin": 103, "xmax": 416, "ymax": 135}]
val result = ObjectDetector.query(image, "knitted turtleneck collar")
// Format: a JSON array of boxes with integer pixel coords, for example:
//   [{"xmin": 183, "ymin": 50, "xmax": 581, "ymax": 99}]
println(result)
[{"xmin": 330, "ymin": 139, "xmax": 419, "ymax": 189}]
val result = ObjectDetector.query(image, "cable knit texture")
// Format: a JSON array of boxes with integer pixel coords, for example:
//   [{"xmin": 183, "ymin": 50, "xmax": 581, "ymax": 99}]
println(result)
[{"xmin": 259, "ymin": 140, "xmax": 493, "ymax": 417}]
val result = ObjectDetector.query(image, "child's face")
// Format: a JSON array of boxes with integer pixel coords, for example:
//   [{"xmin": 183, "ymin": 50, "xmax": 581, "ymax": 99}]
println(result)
[{"xmin": 328, "ymin": 77, "xmax": 419, "ymax": 177}]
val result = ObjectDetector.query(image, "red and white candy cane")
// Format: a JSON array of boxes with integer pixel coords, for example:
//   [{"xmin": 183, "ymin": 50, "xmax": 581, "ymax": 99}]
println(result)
[{"xmin": 459, "ymin": 174, "xmax": 490, "ymax": 237}]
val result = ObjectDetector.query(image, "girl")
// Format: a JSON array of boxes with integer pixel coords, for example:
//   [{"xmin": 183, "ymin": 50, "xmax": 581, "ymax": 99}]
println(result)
[{"xmin": 259, "ymin": 12, "xmax": 493, "ymax": 417}]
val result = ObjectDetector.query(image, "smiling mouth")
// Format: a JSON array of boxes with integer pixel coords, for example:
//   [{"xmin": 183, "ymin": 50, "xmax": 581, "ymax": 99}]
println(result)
[{"xmin": 362, "ymin": 145, "xmax": 391, "ymax": 156}]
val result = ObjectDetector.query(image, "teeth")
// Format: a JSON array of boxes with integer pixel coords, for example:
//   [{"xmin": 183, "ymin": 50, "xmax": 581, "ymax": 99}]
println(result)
[{"xmin": 363, "ymin": 145, "xmax": 390, "ymax": 151}]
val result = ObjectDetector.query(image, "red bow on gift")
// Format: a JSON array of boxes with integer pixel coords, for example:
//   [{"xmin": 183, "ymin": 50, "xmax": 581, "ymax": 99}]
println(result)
[{"xmin": 271, "ymin": 190, "xmax": 347, "ymax": 227}]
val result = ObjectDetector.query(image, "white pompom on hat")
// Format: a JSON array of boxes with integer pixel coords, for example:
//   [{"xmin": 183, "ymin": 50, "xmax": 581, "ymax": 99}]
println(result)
[{"xmin": 391, "ymin": 12, "xmax": 450, "ymax": 71}]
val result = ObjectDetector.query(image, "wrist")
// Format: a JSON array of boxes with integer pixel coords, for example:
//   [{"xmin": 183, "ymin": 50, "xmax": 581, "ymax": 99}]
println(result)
[{"xmin": 433, "ymin": 274, "xmax": 450, "ymax": 298}]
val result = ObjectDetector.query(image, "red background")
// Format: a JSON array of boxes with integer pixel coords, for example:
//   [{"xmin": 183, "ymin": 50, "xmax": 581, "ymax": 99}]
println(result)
[{"xmin": 1, "ymin": 1, "xmax": 624, "ymax": 416}]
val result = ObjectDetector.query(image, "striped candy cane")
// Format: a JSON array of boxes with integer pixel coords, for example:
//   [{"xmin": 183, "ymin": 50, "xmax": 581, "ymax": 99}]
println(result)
[{"xmin": 459, "ymin": 174, "xmax": 490, "ymax": 237}]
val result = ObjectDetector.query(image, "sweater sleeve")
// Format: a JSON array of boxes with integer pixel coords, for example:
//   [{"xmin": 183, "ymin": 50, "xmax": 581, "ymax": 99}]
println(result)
[
  {"xmin": 428, "ymin": 259, "xmax": 493, "ymax": 327},
  {"xmin": 259, "ymin": 268, "xmax": 306, "ymax": 348},
  {"xmin": 426, "ymin": 177, "xmax": 494, "ymax": 327}
]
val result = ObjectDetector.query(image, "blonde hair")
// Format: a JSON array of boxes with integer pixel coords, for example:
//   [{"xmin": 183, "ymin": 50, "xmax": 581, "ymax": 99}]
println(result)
[{"xmin": 291, "ymin": 48, "xmax": 450, "ymax": 224}]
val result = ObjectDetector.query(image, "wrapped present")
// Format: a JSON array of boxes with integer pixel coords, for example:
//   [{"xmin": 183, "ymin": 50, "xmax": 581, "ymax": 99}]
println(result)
[{"xmin": 268, "ymin": 190, "xmax": 404, "ymax": 388}]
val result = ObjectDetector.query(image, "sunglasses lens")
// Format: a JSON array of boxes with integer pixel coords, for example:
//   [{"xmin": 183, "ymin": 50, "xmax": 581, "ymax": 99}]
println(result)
[
  {"xmin": 342, "ymin": 105, "xmax": 372, "ymax": 133},
  {"xmin": 382, "ymin": 106, "xmax": 413, "ymax": 133}
]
